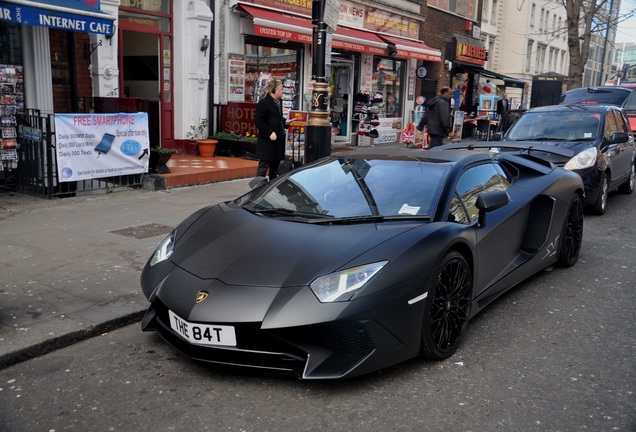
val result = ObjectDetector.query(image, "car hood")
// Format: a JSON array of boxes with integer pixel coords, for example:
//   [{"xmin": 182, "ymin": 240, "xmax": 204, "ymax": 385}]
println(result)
[
  {"xmin": 504, "ymin": 139, "xmax": 593, "ymax": 156},
  {"xmin": 169, "ymin": 204, "xmax": 421, "ymax": 286}
]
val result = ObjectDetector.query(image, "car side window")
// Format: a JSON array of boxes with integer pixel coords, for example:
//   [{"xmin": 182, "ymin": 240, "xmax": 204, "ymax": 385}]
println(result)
[
  {"xmin": 605, "ymin": 110, "xmax": 618, "ymax": 139},
  {"xmin": 448, "ymin": 194, "xmax": 470, "ymax": 224},
  {"xmin": 455, "ymin": 163, "xmax": 510, "ymax": 223},
  {"xmin": 611, "ymin": 110, "xmax": 627, "ymax": 133},
  {"xmin": 623, "ymin": 91, "xmax": 636, "ymax": 112}
]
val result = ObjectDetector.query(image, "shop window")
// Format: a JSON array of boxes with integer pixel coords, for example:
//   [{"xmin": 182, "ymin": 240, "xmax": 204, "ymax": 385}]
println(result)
[
  {"xmin": 0, "ymin": 22, "xmax": 22, "ymax": 65},
  {"xmin": 243, "ymin": 41, "xmax": 300, "ymax": 111},
  {"xmin": 372, "ymin": 57, "xmax": 404, "ymax": 119},
  {"xmin": 428, "ymin": 0, "xmax": 478, "ymax": 21}
]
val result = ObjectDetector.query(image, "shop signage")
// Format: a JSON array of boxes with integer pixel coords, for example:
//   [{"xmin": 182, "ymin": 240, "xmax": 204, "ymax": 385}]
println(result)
[
  {"xmin": 228, "ymin": 54, "xmax": 246, "ymax": 103},
  {"xmin": 54, "ymin": 113, "xmax": 150, "ymax": 182},
  {"xmin": 246, "ymin": 0, "xmax": 419, "ymax": 39},
  {"xmin": 455, "ymin": 41, "xmax": 487, "ymax": 66},
  {"xmin": 323, "ymin": 0, "xmax": 339, "ymax": 30},
  {"xmin": 220, "ymin": 103, "xmax": 257, "ymax": 137},
  {"xmin": 120, "ymin": 0, "xmax": 167, "ymax": 13},
  {"xmin": 119, "ymin": 11, "xmax": 162, "ymax": 32},
  {"xmin": 0, "ymin": 0, "xmax": 115, "ymax": 36}
]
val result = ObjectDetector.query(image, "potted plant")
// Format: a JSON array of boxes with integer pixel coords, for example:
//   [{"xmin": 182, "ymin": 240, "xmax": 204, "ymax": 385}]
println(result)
[
  {"xmin": 211, "ymin": 130, "xmax": 258, "ymax": 158},
  {"xmin": 149, "ymin": 147, "xmax": 177, "ymax": 174},
  {"xmin": 186, "ymin": 118, "xmax": 217, "ymax": 157}
]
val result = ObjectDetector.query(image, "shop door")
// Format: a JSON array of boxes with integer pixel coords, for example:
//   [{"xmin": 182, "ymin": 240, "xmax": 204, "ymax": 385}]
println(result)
[
  {"xmin": 331, "ymin": 61, "xmax": 353, "ymax": 143},
  {"xmin": 120, "ymin": 31, "xmax": 173, "ymax": 148}
]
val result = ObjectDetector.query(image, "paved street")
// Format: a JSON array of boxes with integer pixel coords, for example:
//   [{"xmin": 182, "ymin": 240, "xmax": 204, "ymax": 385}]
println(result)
[{"xmin": 0, "ymin": 170, "xmax": 635, "ymax": 431}]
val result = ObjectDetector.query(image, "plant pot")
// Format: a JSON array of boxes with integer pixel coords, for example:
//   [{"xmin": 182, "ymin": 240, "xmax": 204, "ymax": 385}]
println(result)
[
  {"xmin": 149, "ymin": 149, "xmax": 176, "ymax": 174},
  {"xmin": 197, "ymin": 139, "xmax": 218, "ymax": 158}
]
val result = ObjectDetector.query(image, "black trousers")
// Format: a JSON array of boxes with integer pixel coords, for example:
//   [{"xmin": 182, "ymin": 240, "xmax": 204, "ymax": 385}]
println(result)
[
  {"xmin": 257, "ymin": 159, "xmax": 281, "ymax": 180},
  {"xmin": 429, "ymin": 135, "xmax": 445, "ymax": 148}
]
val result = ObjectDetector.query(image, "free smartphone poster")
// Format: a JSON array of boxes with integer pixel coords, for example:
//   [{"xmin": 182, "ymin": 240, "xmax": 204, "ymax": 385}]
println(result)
[{"xmin": 54, "ymin": 113, "xmax": 150, "ymax": 182}]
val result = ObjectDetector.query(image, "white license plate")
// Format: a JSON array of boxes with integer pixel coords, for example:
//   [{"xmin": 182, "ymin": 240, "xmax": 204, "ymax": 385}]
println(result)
[{"xmin": 168, "ymin": 310, "xmax": 237, "ymax": 347}]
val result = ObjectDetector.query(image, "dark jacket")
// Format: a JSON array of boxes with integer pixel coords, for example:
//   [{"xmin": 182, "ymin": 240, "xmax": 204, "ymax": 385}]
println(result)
[
  {"xmin": 418, "ymin": 96, "xmax": 451, "ymax": 137},
  {"xmin": 496, "ymin": 98, "xmax": 509, "ymax": 116},
  {"xmin": 254, "ymin": 94, "xmax": 286, "ymax": 161}
]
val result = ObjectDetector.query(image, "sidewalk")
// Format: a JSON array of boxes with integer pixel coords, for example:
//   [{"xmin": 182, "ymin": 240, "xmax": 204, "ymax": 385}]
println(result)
[{"xmin": 0, "ymin": 179, "xmax": 253, "ymax": 369}]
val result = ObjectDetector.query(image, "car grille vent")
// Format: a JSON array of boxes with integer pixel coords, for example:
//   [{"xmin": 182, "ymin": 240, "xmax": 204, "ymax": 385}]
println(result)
[{"xmin": 306, "ymin": 321, "xmax": 375, "ymax": 353}]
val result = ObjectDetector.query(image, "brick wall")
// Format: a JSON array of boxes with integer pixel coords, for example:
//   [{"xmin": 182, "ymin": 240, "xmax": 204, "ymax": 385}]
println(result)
[
  {"xmin": 49, "ymin": 29, "xmax": 93, "ymax": 113},
  {"xmin": 416, "ymin": 4, "xmax": 481, "ymax": 99}
]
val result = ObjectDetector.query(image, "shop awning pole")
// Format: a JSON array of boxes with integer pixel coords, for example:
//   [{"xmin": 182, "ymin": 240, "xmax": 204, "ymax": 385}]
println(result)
[{"xmin": 305, "ymin": 0, "xmax": 331, "ymax": 163}]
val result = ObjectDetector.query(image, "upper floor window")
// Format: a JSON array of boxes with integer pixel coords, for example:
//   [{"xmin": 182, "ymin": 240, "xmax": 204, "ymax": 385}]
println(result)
[
  {"xmin": 530, "ymin": 4, "xmax": 536, "ymax": 27},
  {"xmin": 428, "ymin": 0, "xmax": 478, "ymax": 21}
]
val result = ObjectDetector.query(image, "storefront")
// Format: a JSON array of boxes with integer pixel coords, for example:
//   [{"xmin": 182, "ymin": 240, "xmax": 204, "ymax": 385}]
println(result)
[
  {"xmin": 222, "ymin": 0, "xmax": 441, "ymax": 145},
  {"xmin": 451, "ymin": 35, "xmax": 526, "ymax": 117},
  {"xmin": 0, "ymin": 0, "xmax": 116, "ymax": 181}
]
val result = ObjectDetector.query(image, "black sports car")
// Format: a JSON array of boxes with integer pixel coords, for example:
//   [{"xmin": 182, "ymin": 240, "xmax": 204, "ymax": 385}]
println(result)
[
  {"xmin": 140, "ymin": 147, "xmax": 584, "ymax": 379},
  {"xmin": 500, "ymin": 104, "xmax": 635, "ymax": 214}
]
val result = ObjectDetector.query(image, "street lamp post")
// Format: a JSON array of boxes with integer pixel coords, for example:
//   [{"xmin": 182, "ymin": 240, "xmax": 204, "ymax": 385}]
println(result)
[{"xmin": 305, "ymin": 0, "xmax": 331, "ymax": 163}]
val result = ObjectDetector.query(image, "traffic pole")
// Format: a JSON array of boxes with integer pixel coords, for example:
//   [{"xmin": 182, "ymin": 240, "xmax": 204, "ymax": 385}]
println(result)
[{"xmin": 305, "ymin": 0, "xmax": 331, "ymax": 163}]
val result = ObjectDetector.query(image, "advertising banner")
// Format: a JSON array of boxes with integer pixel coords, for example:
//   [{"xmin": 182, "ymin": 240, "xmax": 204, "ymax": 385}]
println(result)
[{"xmin": 54, "ymin": 113, "xmax": 150, "ymax": 182}]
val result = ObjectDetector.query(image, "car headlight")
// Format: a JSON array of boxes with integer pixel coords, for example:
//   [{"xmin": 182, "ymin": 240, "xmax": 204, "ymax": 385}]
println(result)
[
  {"xmin": 310, "ymin": 261, "xmax": 388, "ymax": 303},
  {"xmin": 564, "ymin": 147, "xmax": 598, "ymax": 171},
  {"xmin": 149, "ymin": 230, "xmax": 176, "ymax": 267}
]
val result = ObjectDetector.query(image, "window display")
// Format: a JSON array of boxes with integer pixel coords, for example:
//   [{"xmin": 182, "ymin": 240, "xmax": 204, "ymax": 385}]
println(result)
[
  {"xmin": 244, "ymin": 42, "xmax": 299, "ymax": 111},
  {"xmin": 367, "ymin": 57, "xmax": 405, "ymax": 143},
  {"xmin": 0, "ymin": 65, "xmax": 23, "ymax": 168}
]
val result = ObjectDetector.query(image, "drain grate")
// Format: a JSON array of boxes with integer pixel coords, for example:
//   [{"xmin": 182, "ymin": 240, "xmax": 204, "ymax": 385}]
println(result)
[{"xmin": 110, "ymin": 223, "xmax": 174, "ymax": 239}]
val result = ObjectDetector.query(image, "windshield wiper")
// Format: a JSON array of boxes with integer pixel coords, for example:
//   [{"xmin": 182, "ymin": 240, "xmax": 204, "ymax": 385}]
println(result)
[
  {"xmin": 528, "ymin": 136, "xmax": 563, "ymax": 141},
  {"xmin": 243, "ymin": 206, "xmax": 331, "ymax": 219},
  {"xmin": 308, "ymin": 214, "xmax": 430, "ymax": 225}
]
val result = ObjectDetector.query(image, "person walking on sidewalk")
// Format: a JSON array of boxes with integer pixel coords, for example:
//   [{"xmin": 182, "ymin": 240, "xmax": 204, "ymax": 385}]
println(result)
[
  {"xmin": 417, "ymin": 86, "xmax": 452, "ymax": 149},
  {"xmin": 254, "ymin": 79, "xmax": 292, "ymax": 180}
]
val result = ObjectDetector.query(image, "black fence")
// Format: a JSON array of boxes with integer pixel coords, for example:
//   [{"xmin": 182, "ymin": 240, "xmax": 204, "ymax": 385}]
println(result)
[{"xmin": 15, "ymin": 100, "xmax": 149, "ymax": 199}]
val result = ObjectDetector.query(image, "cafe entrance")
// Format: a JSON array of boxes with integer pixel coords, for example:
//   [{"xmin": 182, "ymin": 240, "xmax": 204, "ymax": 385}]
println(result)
[{"xmin": 118, "ymin": 1, "xmax": 173, "ymax": 148}]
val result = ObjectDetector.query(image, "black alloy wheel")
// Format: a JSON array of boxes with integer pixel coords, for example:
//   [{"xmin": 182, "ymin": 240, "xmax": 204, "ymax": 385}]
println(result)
[
  {"xmin": 558, "ymin": 194, "xmax": 584, "ymax": 267},
  {"xmin": 591, "ymin": 172, "xmax": 609, "ymax": 215},
  {"xmin": 618, "ymin": 160, "xmax": 635, "ymax": 194},
  {"xmin": 421, "ymin": 251, "xmax": 472, "ymax": 360}
]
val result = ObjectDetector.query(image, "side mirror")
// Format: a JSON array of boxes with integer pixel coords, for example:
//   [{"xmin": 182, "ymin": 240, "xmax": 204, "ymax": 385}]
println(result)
[
  {"xmin": 609, "ymin": 131, "xmax": 629, "ymax": 144},
  {"xmin": 475, "ymin": 190, "xmax": 510, "ymax": 227},
  {"xmin": 491, "ymin": 132, "xmax": 503, "ymax": 141},
  {"xmin": 248, "ymin": 176, "xmax": 268, "ymax": 189}
]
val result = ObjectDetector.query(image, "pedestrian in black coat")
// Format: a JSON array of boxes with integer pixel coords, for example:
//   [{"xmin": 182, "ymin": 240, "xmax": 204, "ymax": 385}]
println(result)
[
  {"xmin": 417, "ymin": 86, "xmax": 452, "ymax": 148},
  {"xmin": 254, "ymin": 80, "xmax": 291, "ymax": 180}
]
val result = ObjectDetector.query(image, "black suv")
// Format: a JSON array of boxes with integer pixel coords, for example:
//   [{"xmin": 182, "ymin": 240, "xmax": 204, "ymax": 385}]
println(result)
[
  {"xmin": 560, "ymin": 86, "xmax": 636, "ymax": 131},
  {"xmin": 503, "ymin": 104, "xmax": 635, "ymax": 214}
]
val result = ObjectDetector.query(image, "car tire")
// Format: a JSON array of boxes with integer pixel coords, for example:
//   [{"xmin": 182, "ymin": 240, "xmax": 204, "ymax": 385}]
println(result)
[
  {"xmin": 618, "ymin": 160, "xmax": 635, "ymax": 194},
  {"xmin": 420, "ymin": 251, "xmax": 472, "ymax": 361},
  {"xmin": 557, "ymin": 194, "xmax": 584, "ymax": 267},
  {"xmin": 591, "ymin": 172, "xmax": 609, "ymax": 215}
]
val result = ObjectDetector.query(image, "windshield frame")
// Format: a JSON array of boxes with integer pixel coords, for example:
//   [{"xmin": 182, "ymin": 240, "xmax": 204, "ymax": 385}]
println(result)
[{"xmin": 234, "ymin": 156, "xmax": 452, "ymax": 221}]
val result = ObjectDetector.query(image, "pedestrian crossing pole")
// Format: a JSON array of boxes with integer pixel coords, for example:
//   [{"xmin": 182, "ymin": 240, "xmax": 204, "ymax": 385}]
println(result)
[{"xmin": 305, "ymin": 0, "xmax": 332, "ymax": 163}]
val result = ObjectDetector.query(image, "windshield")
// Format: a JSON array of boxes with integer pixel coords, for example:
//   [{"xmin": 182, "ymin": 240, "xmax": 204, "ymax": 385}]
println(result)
[
  {"xmin": 235, "ymin": 157, "xmax": 450, "ymax": 219},
  {"xmin": 506, "ymin": 110, "xmax": 602, "ymax": 141},
  {"xmin": 560, "ymin": 88, "xmax": 630, "ymax": 106}
]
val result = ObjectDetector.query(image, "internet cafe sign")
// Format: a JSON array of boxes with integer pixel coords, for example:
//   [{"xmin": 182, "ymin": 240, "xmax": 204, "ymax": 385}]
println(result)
[{"xmin": 252, "ymin": 0, "xmax": 419, "ymax": 39}]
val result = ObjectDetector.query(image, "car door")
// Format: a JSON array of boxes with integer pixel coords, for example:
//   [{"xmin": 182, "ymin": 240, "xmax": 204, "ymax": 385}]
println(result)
[
  {"xmin": 605, "ymin": 109, "xmax": 631, "ymax": 183},
  {"xmin": 453, "ymin": 163, "xmax": 524, "ymax": 296}
]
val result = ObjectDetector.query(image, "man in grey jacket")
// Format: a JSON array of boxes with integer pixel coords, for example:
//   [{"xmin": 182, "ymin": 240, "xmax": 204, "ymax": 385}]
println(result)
[{"xmin": 417, "ymin": 86, "xmax": 452, "ymax": 148}]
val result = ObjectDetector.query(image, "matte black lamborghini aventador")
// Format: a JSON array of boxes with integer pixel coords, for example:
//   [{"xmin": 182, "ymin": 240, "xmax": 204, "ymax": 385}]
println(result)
[{"xmin": 140, "ymin": 146, "xmax": 585, "ymax": 379}]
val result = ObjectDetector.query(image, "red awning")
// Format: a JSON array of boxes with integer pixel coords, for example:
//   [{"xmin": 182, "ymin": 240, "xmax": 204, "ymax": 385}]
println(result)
[
  {"xmin": 332, "ymin": 26, "xmax": 387, "ymax": 56},
  {"xmin": 238, "ymin": 4, "xmax": 387, "ymax": 55},
  {"xmin": 239, "ymin": 4, "xmax": 313, "ymax": 44},
  {"xmin": 379, "ymin": 35, "xmax": 442, "ymax": 62}
]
